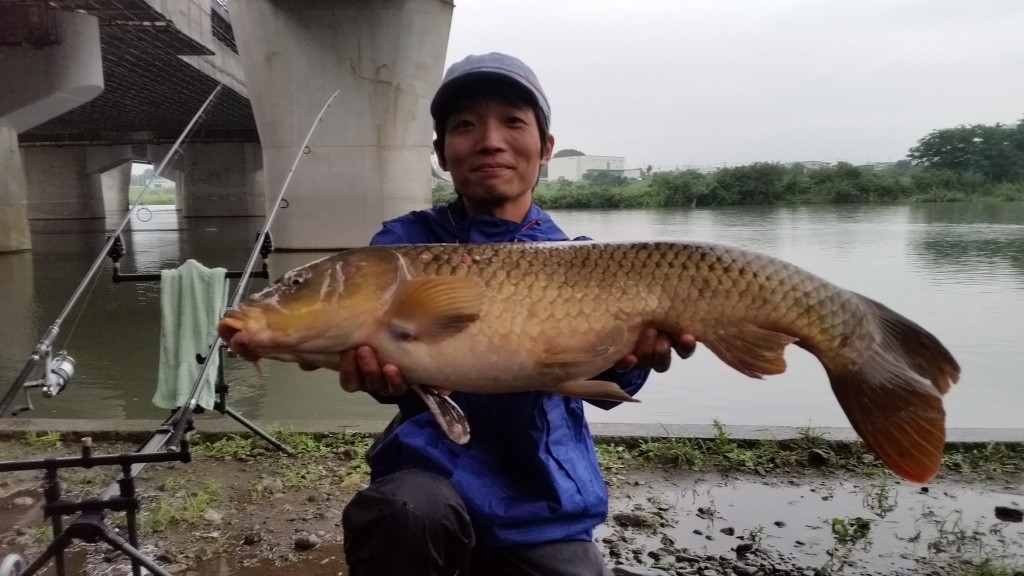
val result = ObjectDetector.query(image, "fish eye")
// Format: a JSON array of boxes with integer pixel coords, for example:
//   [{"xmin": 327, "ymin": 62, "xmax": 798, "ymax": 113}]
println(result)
[{"xmin": 283, "ymin": 270, "xmax": 309, "ymax": 287}]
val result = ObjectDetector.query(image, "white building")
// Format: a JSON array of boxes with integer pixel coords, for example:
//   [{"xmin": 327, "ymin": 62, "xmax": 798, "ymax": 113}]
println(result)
[{"xmin": 547, "ymin": 154, "xmax": 626, "ymax": 182}]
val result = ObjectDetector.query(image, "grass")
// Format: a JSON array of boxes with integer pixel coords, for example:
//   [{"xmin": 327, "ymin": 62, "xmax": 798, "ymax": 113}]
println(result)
[
  {"xmin": 23, "ymin": 430, "xmax": 62, "ymax": 449},
  {"xmin": 593, "ymin": 420, "xmax": 1024, "ymax": 480},
  {"xmin": 140, "ymin": 477, "xmax": 220, "ymax": 534}
]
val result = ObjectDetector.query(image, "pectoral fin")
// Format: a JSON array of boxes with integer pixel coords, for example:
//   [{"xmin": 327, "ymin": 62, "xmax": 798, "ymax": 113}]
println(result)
[
  {"xmin": 701, "ymin": 323, "xmax": 799, "ymax": 379},
  {"xmin": 553, "ymin": 380, "xmax": 640, "ymax": 403},
  {"xmin": 539, "ymin": 323, "xmax": 629, "ymax": 365},
  {"xmin": 386, "ymin": 276, "xmax": 485, "ymax": 343},
  {"xmin": 411, "ymin": 385, "xmax": 471, "ymax": 445}
]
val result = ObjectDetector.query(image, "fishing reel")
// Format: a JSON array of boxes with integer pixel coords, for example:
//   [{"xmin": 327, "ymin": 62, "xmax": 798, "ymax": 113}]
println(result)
[
  {"xmin": 0, "ymin": 553, "xmax": 25, "ymax": 576},
  {"xmin": 13, "ymin": 348, "xmax": 76, "ymax": 415}
]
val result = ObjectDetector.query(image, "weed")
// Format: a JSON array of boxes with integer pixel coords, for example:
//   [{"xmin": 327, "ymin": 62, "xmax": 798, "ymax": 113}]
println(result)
[
  {"xmin": 191, "ymin": 433, "xmax": 256, "ymax": 458},
  {"xmin": 140, "ymin": 480, "xmax": 220, "ymax": 534},
  {"xmin": 23, "ymin": 430, "xmax": 62, "ymax": 449},
  {"xmin": 830, "ymin": 516, "xmax": 872, "ymax": 545}
]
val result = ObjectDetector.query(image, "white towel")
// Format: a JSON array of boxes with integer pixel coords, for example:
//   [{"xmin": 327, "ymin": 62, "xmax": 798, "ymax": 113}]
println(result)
[{"xmin": 152, "ymin": 259, "xmax": 229, "ymax": 411}]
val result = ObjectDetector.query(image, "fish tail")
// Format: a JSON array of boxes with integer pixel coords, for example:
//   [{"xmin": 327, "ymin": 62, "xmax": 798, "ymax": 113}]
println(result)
[{"xmin": 826, "ymin": 294, "xmax": 960, "ymax": 484}]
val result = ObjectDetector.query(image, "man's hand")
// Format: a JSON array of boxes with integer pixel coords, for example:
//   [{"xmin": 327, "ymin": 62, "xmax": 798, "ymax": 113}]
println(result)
[
  {"xmin": 613, "ymin": 328, "xmax": 697, "ymax": 373},
  {"xmin": 338, "ymin": 346, "xmax": 408, "ymax": 396}
]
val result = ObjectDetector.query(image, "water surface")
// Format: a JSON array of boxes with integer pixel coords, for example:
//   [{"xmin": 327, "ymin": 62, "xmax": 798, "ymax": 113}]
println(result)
[{"xmin": 1, "ymin": 202, "xmax": 1021, "ymax": 430}]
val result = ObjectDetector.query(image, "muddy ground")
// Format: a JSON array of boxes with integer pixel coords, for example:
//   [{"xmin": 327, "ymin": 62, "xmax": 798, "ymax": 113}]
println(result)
[{"xmin": 0, "ymin": 430, "xmax": 1021, "ymax": 576}]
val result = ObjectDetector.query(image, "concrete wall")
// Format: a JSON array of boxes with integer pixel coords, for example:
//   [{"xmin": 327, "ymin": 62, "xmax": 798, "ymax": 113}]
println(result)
[
  {"xmin": 231, "ymin": 0, "xmax": 454, "ymax": 250},
  {"xmin": 22, "ymin": 146, "xmax": 133, "ymax": 219},
  {"xmin": 146, "ymin": 0, "xmax": 247, "ymax": 97},
  {"xmin": 0, "ymin": 11, "xmax": 104, "ymax": 132},
  {"xmin": 0, "ymin": 122, "xmax": 31, "ymax": 252},
  {"xmin": 180, "ymin": 142, "xmax": 264, "ymax": 217}
]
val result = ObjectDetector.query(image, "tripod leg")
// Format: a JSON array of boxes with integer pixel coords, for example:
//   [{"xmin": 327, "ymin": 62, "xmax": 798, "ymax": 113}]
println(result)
[
  {"xmin": 14, "ymin": 530, "xmax": 74, "ymax": 576},
  {"xmin": 126, "ymin": 508, "xmax": 143, "ymax": 576},
  {"xmin": 94, "ymin": 526, "xmax": 172, "ymax": 576},
  {"xmin": 222, "ymin": 406, "xmax": 294, "ymax": 454}
]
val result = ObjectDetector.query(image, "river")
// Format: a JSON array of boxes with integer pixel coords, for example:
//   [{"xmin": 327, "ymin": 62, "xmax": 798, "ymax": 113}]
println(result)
[{"xmin": 1, "ymin": 202, "xmax": 1021, "ymax": 430}]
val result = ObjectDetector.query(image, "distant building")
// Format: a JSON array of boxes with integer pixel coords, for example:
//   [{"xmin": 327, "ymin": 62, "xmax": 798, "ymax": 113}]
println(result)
[
  {"xmin": 784, "ymin": 161, "xmax": 832, "ymax": 170},
  {"xmin": 547, "ymin": 154, "xmax": 626, "ymax": 182}
]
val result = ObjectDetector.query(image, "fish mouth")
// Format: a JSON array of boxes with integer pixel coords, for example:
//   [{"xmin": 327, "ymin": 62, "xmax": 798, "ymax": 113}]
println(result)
[{"xmin": 218, "ymin": 309, "xmax": 261, "ymax": 362}]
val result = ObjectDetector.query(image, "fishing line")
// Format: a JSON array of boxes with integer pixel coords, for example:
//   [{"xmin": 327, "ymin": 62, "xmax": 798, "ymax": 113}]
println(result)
[
  {"xmin": 0, "ymin": 84, "xmax": 225, "ymax": 419},
  {"xmin": 164, "ymin": 88, "xmax": 342, "ymax": 451}
]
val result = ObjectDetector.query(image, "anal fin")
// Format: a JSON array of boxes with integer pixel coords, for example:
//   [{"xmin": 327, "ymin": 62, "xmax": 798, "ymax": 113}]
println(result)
[
  {"xmin": 553, "ymin": 380, "xmax": 640, "ymax": 403},
  {"xmin": 702, "ymin": 323, "xmax": 798, "ymax": 379},
  {"xmin": 411, "ymin": 385, "xmax": 471, "ymax": 445}
]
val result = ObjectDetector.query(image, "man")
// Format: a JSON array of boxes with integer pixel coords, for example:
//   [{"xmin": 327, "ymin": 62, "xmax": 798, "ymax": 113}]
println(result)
[{"xmin": 338, "ymin": 52, "xmax": 696, "ymax": 576}]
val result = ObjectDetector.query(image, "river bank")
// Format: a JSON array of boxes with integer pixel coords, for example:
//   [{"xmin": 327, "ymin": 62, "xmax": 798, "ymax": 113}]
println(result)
[{"xmin": 1, "ymin": 426, "xmax": 1021, "ymax": 576}]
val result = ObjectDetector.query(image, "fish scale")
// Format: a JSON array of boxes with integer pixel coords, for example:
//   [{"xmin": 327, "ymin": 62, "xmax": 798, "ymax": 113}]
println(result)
[{"xmin": 219, "ymin": 239, "xmax": 961, "ymax": 484}]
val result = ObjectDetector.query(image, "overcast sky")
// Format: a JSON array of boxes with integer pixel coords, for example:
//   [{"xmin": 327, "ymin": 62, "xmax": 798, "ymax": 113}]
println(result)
[{"xmin": 441, "ymin": 0, "xmax": 1024, "ymax": 170}]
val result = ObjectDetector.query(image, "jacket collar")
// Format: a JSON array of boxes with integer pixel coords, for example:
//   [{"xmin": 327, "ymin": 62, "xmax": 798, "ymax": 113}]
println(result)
[{"xmin": 439, "ymin": 197, "xmax": 567, "ymax": 243}]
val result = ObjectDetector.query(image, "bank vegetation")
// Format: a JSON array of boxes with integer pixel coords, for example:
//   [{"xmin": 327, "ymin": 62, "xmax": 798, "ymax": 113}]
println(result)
[{"xmin": 434, "ymin": 117, "xmax": 1024, "ymax": 209}]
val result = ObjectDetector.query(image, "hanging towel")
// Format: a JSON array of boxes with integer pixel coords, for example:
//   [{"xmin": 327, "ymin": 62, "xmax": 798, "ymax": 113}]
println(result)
[{"xmin": 152, "ymin": 258, "xmax": 229, "ymax": 411}]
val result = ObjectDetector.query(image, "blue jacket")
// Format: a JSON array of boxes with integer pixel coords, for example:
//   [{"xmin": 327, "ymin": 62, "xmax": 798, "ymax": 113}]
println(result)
[{"xmin": 365, "ymin": 199, "xmax": 652, "ymax": 548}]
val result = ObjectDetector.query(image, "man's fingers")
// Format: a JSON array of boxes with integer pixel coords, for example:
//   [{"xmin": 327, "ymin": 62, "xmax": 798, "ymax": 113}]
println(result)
[
  {"xmin": 615, "ymin": 354, "xmax": 638, "ymax": 372},
  {"xmin": 381, "ymin": 364, "xmax": 406, "ymax": 396},
  {"xmin": 674, "ymin": 333, "xmax": 698, "ymax": 360},
  {"xmin": 338, "ymin": 350, "xmax": 361, "ymax": 393},
  {"xmin": 356, "ymin": 346, "xmax": 387, "ymax": 393},
  {"xmin": 651, "ymin": 335, "xmax": 673, "ymax": 373},
  {"xmin": 635, "ymin": 328, "xmax": 658, "ymax": 359}
]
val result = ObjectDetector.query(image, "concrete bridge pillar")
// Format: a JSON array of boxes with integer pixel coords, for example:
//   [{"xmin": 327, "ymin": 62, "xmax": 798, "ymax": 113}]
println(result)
[
  {"xmin": 180, "ymin": 142, "xmax": 264, "ymax": 217},
  {"xmin": 21, "ymin": 145, "xmax": 133, "ymax": 219},
  {"xmin": 231, "ymin": 0, "xmax": 454, "ymax": 250},
  {"xmin": 0, "ymin": 122, "xmax": 31, "ymax": 253}
]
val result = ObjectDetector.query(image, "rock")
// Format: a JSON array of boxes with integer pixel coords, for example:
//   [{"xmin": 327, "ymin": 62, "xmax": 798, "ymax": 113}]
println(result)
[
  {"xmin": 807, "ymin": 448, "xmax": 831, "ymax": 467},
  {"xmin": 165, "ymin": 564, "xmax": 189, "ymax": 575},
  {"xmin": 242, "ymin": 529, "xmax": 263, "ymax": 545},
  {"xmin": 995, "ymin": 506, "xmax": 1023, "ymax": 523},
  {"xmin": 720, "ymin": 526, "xmax": 735, "ymax": 536},
  {"xmin": 676, "ymin": 553, "xmax": 701, "ymax": 563},
  {"xmin": 293, "ymin": 532, "xmax": 320, "ymax": 551},
  {"xmin": 733, "ymin": 566, "xmax": 758, "ymax": 576},
  {"xmin": 12, "ymin": 496, "xmax": 35, "ymax": 507},
  {"xmin": 613, "ymin": 511, "xmax": 661, "ymax": 529},
  {"xmin": 736, "ymin": 542, "xmax": 756, "ymax": 555},
  {"xmin": 774, "ymin": 520, "xmax": 786, "ymax": 527},
  {"xmin": 202, "ymin": 509, "xmax": 223, "ymax": 525},
  {"xmin": 259, "ymin": 476, "xmax": 285, "ymax": 494},
  {"xmin": 611, "ymin": 567, "xmax": 671, "ymax": 576}
]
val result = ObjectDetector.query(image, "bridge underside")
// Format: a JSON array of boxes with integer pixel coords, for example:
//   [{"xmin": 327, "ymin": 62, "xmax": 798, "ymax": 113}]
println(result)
[{"xmin": 6, "ymin": 0, "xmax": 257, "ymax": 146}]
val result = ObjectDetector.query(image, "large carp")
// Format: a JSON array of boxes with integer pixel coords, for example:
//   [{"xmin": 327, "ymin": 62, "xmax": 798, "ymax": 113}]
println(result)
[{"xmin": 217, "ymin": 240, "xmax": 960, "ymax": 484}]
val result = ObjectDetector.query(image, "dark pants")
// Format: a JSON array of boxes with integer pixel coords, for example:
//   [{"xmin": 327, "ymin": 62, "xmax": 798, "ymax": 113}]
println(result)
[{"xmin": 342, "ymin": 469, "xmax": 613, "ymax": 576}]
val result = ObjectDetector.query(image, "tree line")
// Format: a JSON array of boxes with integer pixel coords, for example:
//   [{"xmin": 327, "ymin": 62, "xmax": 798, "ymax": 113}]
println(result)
[{"xmin": 433, "ymin": 117, "xmax": 1024, "ymax": 208}]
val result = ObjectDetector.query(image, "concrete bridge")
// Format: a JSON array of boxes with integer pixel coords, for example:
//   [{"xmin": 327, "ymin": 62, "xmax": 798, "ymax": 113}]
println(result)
[{"xmin": 0, "ymin": 0, "xmax": 454, "ymax": 252}]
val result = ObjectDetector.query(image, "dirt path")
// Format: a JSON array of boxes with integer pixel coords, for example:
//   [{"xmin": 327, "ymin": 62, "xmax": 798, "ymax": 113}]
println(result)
[{"xmin": 1, "ymin": 431, "xmax": 1021, "ymax": 576}]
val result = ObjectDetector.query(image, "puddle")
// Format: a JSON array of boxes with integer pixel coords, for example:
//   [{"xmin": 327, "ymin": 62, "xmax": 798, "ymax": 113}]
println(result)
[{"xmin": 597, "ymin": 474, "xmax": 1024, "ymax": 574}]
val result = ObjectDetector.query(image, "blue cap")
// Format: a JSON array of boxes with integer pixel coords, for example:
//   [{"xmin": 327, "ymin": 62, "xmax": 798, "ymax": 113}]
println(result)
[{"xmin": 430, "ymin": 52, "xmax": 551, "ymax": 127}]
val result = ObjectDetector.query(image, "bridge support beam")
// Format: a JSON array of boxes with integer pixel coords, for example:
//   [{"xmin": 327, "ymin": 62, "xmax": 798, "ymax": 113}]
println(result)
[
  {"xmin": 22, "ymin": 145, "xmax": 133, "ymax": 219},
  {"xmin": 232, "ymin": 0, "xmax": 454, "ymax": 249},
  {"xmin": 0, "ymin": 121, "xmax": 31, "ymax": 253},
  {"xmin": 180, "ymin": 143, "xmax": 264, "ymax": 218}
]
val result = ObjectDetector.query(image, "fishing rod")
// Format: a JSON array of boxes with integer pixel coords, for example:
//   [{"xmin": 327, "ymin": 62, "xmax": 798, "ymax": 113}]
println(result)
[
  {"xmin": 164, "ymin": 88, "xmax": 342, "ymax": 452},
  {"xmin": 0, "ymin": 84, "xmax": 225, "ymax": 419}
]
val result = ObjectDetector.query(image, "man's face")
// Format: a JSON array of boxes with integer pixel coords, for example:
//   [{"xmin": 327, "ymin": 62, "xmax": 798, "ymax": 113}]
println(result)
[{"xmin": 438, "ymin": 99, "xmax": 554, "ymax": 211}]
